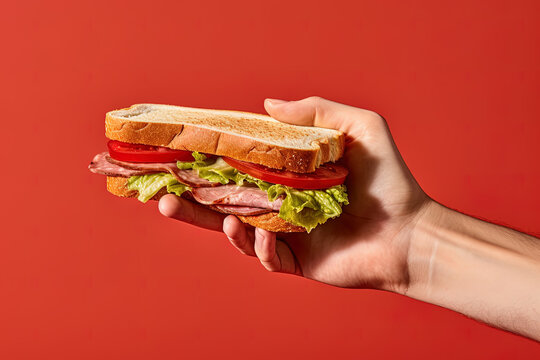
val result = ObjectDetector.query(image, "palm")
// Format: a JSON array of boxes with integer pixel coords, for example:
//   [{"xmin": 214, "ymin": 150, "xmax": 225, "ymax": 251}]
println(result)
[{"xmin": 282, "ymin": 129, "xmax": 427, "ymax": 290}]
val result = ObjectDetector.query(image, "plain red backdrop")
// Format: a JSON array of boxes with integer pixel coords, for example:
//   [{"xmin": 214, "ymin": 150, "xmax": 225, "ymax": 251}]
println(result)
[{"xmin": 1, "ymin": 0, "xmax": 539, "ymax": 358}]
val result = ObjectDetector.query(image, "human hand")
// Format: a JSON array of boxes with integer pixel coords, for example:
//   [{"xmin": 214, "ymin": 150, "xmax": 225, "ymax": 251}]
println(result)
[
  {"xmin": 159, "ymin": 97, "xmax": 540, "ymax": 339},
  {"xmin": 159, "ymin": 97, "xmax": 430, "ymax": 292}
]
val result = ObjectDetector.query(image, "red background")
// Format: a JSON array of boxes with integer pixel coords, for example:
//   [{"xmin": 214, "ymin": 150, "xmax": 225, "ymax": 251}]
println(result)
[{"xmin": 1, "ymin": 0, "xmax": 539, "ymax": 358}]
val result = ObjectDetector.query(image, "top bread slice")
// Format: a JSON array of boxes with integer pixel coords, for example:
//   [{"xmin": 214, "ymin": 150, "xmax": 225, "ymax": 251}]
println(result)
[{"xmin": 105, "ymin": 104, "xmax": 345, "ymax": 173}]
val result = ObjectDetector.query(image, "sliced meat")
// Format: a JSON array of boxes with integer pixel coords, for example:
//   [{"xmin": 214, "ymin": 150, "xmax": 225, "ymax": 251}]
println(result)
[
  {"xmin": 173, "ymin": 169, "xmax": 219, "ymax": 187},
  {"xmin": 89, "ymin": 152, "xmax": 156, "ymax": 177},
  {"xmin": 106, "ymin": 155, "xmax": 178, "ymax": 172},
  {"xmin": 105, "ymin": 155, "xmax": 216, "ymax": 187},
  {"xmin": 209, "ymin": 205, "xmax": 272, "ymax": 216},
  {"xmin": 191, "ymin": 185, "xmax": 283, "ymax": 211},
  {"xmin": 89, "ymin": 152, "xmax": 217, "ymax": 187}
]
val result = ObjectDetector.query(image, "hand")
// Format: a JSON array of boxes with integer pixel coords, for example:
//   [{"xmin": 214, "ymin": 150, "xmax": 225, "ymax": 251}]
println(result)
[
  {"xmin": 158, "ymin": 97, "xmax": 431, "ymax": 292},
  {"xmin": 159, "ymin": 97, "xmax": 540, "ymax": 339}
]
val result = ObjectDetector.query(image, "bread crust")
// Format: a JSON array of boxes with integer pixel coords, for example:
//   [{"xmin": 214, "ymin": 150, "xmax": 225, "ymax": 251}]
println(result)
[
  {"xmin": 105, "ymin": 104, "xmax": 345, "ymax": 173},
  {"xmin": 236, "ymin": 213, "xmax": 305, "ymax": 233},
  {"xmin": 106, "ymin": 176, "xmax": 306, "ymax": 233}
]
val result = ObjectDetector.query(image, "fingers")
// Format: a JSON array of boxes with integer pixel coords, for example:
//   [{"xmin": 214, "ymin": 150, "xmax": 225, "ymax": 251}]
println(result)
[
  {"xmin": 253, "ymin": 228, "xmax": 281, "ymax": 271},
  {"xmin": 264, "ymin": 96, "xmax": 345, "ymax": 130},
  {"xmin": 159, "ymin": 198, "xmax": 300, "ymax": 274},
  {"xmin": 158, "ymin": 194, "xmax": 225, "ymax": 232},
  {"xmin": 265, "ymin": 97, "xmax": 330, "ymax": 127},
  {"xmin": 254, "ymin": 228, "xmax": 301, "ymax": 274},
  {"xmin": 223, "ymin": 215, "xmax": 255, "ymax": 256},
  {"xmin": 264, "ymin": 96, "xmax": 382, "ymax": 137},
  {"xmin": 223, "ymin": 217, "xmax": 301, "ymax": 275}
]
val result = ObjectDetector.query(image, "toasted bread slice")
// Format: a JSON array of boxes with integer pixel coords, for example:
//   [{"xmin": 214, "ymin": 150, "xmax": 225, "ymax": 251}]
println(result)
[
  {"xmin": 106, "ymin": 177, "xmax": 305, "ymax": 233},
  {"xmin": 105, "ymin": 104, "xmax": 344, "ymax": 173}
]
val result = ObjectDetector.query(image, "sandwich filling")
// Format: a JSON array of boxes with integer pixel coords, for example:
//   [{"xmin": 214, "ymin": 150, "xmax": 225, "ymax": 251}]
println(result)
[{"xmin": 90, "ymin": 145, "xmax": 348, "ymax": 232}]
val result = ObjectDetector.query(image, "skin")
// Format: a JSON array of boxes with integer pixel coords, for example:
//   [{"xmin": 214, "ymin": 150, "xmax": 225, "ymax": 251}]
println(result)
[{"xmin": 158, "ymin": 97, "xmax": 540, "ymax": 341}]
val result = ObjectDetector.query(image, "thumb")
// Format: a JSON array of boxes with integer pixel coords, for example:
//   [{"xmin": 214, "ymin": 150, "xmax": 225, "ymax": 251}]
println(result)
[{"xmin": 264, "ymin": 96, "xmax": 357, "ymax": 134}]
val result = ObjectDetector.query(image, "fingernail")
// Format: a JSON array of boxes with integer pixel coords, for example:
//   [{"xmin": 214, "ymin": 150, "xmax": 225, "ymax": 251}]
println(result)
[{"xmin": 265, "ymin": 98, "xmax": 289, "ymax": 106}]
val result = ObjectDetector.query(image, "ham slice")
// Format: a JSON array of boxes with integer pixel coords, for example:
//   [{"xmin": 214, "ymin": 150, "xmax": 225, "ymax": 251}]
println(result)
[
  {"xmin": 89, "ymin": 152, "xmax": 216, "ymax": 187},
  {"xmin": 106, "ymin": 155, "xmax": 178, "ymax": 172},
  {"xmin": 191, "ymin": 185, "xmax": 283, "ymax": 210},
  {"xmin": 89, "ymin": 152, "xmax": 153, "ymax": 177},
  {"xmin": 209, "ymin": 205, "xmax": 272, "ymax": 216}
]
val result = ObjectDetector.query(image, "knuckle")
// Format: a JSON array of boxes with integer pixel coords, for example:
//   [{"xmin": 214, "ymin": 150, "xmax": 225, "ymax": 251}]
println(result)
[
  {"xmin": 366, "ymin": 109, "xmax": 385, "ymax": 122},
  {"xmin": 306, "ymin": 96, "xmax": 324, "ymax": 106},
  {"xmin": 355, "ymin": 109, "xmax": 386, "ymax": 126},
  {"xmin": 305, "ymin": 96, "xmax": 328, "ymax": 119}
]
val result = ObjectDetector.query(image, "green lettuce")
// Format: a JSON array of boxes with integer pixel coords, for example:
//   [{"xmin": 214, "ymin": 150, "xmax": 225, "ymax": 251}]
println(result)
[
  {"xmin": 266, "ymin": 184, "xmax": 348, "ymax": 232},
  {"xmin": 127, "ymin": 173, "xmax": 190, "ymax": 203},
  {"xmin": 177, "ymin": 152, "xmax": 253, "ymax": 185}
]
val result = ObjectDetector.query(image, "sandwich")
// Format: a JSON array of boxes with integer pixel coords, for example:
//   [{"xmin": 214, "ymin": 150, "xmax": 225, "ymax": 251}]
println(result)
[{"xmin": 89, "ymin": 104, "xmax": 349, "ymax": 232}]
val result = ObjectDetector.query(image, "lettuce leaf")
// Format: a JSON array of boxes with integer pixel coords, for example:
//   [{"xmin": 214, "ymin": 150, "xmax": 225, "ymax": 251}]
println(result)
[
  {"xmin": 127, "ymin": 173, "xmax": 190, "ymax": 203},
  {"xmin": 266, "ymin": 184, "xmax": 348, "ymax": 232},
  {"xmin": 177, "ymin": 153, "xmax": 251, "ymax": 185},
  {"xmin": 176, "ymin": 151, "xmax": 213, "ymax": 170},
  {"xmin": 166, "ymin": 182, "xmax": 191, "ymax": 197}
]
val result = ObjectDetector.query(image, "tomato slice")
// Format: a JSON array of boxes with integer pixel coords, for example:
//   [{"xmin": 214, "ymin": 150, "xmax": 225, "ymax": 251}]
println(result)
[
  {"xmin": 223, "ymin": 157, "xmax": 348, "ymax": 189},
  {"xmin": 107, "ymin": 140, "xmax": 195, "ymax": 163}
]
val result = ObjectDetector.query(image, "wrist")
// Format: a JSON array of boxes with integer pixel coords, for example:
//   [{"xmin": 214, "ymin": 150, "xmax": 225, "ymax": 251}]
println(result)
[
  {"xmin": 402, "ymin": 199, "xmax": 444, "ymax": 297},
  {"xmin": 403, "ymin": 200, "xmax": 540, "ymax": 339},
  {"xmin": 382, "ymin": 198, "xmax": 441, "ymax": 296},
  {"xmin": 380, "ymin": 197, "xmax": 437, "ymax": 294}
]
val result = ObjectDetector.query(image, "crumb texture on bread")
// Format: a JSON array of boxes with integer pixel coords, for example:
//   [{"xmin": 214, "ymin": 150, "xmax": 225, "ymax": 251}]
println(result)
[
  {"xmin": 105, "ymin": 176, "xmax": 306, "ymax": 233},
  {"xmin": 105, "ymin": 104, "xmax": 345, "ymax": 173},
  {"xmin": 237, "ymin": 213, "xmax": 305, "ymax": 233}
]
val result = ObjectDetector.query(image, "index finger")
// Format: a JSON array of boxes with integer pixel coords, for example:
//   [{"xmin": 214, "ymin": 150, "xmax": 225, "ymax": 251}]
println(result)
[{"xmin": 158, "ymin": 194, "xmax": 225, "ymax": 232}]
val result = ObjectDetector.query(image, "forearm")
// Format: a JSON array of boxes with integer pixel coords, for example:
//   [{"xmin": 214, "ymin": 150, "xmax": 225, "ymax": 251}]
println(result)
[{"xmin": 406, "ymin": 201, "xmax": 540, "ymax": 340}]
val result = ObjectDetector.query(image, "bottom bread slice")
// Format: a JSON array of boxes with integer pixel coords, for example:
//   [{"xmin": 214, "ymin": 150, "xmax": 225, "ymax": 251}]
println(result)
[{"xmin": 106, "ymin": 176, "xmax": 305, "ymax": 233}]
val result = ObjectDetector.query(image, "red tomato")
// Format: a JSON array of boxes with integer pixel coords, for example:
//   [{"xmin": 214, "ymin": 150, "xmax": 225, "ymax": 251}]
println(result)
[
  {"xmin": 107, "ymin": 140, "xmax": 195, "ymax": 163},
  {"xmin": 223, "ymin": 157, "xmax": 348, "ymax": 189}
]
